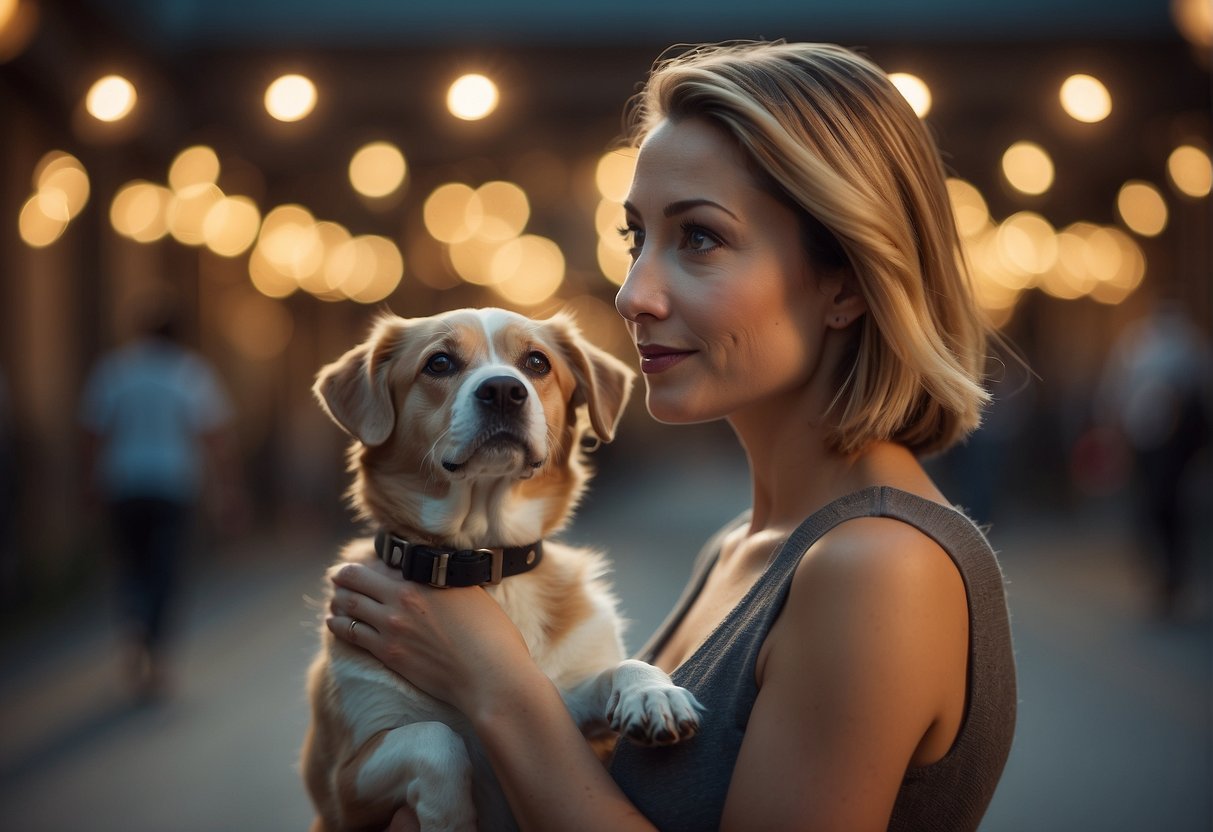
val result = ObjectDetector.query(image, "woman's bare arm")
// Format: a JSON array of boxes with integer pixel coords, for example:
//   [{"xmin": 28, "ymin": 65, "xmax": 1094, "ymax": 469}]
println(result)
[{"xmin": 720, "ymin": 518, "xmax": 969, "ymax": 832}]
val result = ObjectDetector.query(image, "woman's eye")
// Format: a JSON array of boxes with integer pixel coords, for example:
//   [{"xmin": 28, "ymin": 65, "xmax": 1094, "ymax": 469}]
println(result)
[
  {"xmin": 618, "ymin": 224, "xmax": 644, "ymax": 257},
  {"xmin": 424, "ymin": 353, "xmax": 457, "ymax": 375},
  {"xmin": 524, "ymin": 351, "xmax": 551, "ymax": 375},
  {"xmin": 681, "ymin": 223, "xmax": 721, "ymax": 253}
]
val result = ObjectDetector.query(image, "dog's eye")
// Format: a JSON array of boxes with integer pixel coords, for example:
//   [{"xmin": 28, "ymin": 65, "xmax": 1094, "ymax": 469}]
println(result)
[
  {"xmin": 423, "ymin": 353, "xmax": 457, "ymax": 376},
  {"xmin": 523, "ymin": 351, "xmax": 551, "ymax": 376}
]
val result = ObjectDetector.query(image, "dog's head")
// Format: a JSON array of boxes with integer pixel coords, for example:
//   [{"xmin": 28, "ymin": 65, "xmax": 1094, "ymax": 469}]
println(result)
[{"xmin": 314, "ymin": 307, "xmax": 635, "ymax": 545}]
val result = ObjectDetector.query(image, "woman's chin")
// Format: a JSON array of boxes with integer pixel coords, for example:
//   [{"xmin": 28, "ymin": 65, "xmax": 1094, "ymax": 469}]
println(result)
[{"xmin": 644, "ymin": 393, "xmax": 717, "ymax": 426}]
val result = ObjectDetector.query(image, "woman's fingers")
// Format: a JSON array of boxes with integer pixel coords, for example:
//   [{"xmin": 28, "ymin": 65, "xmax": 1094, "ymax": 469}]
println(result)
[
  {"xmin": 329, "ymin": 561, "xmax": 398, "ymax": 602},
  {"xmin": 327, "ymin": 613, "xmax": 381, "ymax": 648}
]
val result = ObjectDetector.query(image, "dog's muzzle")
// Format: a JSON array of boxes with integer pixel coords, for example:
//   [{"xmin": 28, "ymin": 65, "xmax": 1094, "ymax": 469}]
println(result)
[{"xmin": 441, "ymin": 375, "xmax": 545, "ymax": 473}]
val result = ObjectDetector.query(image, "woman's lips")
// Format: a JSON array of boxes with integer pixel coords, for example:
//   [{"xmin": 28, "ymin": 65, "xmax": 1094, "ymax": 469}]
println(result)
[{"xmin": 637, "ymin": 345, "xmax": 695, "ymax": 375}]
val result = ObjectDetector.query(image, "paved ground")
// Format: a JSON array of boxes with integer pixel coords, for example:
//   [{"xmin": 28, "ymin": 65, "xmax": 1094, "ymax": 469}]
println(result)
[{"xmin": 1, "ymin": 432, "xmax": 1210, "ymax": 831}]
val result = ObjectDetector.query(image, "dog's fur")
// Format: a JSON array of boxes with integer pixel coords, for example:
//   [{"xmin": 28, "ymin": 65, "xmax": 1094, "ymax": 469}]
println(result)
[{"xmin": 302, "ymin": 308, "xmax": 701, "ymax": 832}]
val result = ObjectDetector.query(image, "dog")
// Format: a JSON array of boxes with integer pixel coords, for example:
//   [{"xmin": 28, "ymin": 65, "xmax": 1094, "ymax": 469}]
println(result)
[{"xmin": 302, "ymin": 307, "xmax": 703, "ymax": 832}]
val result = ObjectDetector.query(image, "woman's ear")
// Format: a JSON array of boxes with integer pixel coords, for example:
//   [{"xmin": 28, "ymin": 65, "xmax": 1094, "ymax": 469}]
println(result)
[{"xmin": 822, "ymin": 270, "xmax": 868, "ymax": 330}]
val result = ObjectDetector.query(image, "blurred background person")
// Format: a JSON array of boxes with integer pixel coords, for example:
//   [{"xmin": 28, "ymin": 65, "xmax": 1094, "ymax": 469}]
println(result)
[
  {"xmin": 79, "ymin": 294, "xmax": 243, "ymax": 699},
  {"xmin": 1097, "ymin": 296, "xmax": 1212, "ymax": 619}
]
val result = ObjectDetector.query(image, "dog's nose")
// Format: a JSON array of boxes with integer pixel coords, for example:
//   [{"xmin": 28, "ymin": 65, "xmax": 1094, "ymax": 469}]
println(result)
[{"xmin": 475, "ymin": 375, "xmax": 528, "ymax": 414}]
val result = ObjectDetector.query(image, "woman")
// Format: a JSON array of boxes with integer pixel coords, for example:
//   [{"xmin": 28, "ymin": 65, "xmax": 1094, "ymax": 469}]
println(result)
[{"xmin": 328, "ymin": 40, "xmax": 1016, "ymax": 831}]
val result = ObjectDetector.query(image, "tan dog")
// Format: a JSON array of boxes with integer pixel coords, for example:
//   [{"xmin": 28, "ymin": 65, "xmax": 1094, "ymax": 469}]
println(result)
[{"xmin": 302, "ymin": 308, "xmax": 702, "ymax": 832}]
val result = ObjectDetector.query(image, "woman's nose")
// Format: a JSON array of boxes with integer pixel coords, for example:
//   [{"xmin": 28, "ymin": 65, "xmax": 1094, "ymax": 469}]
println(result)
[{"xmin": 615, "ymin": 255, "xmax": 669, "ymax": 323}]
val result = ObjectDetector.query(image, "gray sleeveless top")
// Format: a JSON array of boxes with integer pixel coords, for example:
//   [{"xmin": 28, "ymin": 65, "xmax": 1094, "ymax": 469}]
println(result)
[{"xmin": 609, "ymin": 486, "xmax": 1017, "ymax": 831}]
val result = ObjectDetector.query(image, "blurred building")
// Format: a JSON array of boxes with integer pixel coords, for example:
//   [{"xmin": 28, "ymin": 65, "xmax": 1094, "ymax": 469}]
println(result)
[{"xmin": 0, "ymin": 0, "xmax": 1209, "ymax": 599}]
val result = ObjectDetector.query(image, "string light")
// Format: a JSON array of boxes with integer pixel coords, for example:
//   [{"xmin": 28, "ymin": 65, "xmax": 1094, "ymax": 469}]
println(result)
[
  {"xmin": 1001, "ymin": 141, "xmax": 1054, "ymax": 195},
  {"xmin": 447, "ymin": 74, "xmax": 498, "ymax": 120},
  {"xmin": 85, "ymin": 75, "xmax": 137, "ymax": 122},
  {"xmin": 889, "ymin": 72, "xmax": 932, "ymax": 118},
  {"xmin": 265, "ymin": 74, "xmax": 317, "ymax": 122},
  {"xmin": 1167, "ymin": 145, "xmax": 1212, "ymax": 197},
  {"xmin": 1059, "ymin": 74, "xmax": 1111, "ymax": 123}
]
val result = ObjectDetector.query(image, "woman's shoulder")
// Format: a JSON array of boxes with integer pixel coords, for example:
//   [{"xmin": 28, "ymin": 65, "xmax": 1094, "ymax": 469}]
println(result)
[
  {"xmin": 797, "ymin": 508, "xmax": 961, "ymax": 601},
  {"xmin": 770, "ymin": 486, "xmax": 969, "ymax": 655}
]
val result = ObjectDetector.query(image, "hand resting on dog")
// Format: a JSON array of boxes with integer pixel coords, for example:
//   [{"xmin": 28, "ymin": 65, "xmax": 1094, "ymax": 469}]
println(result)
[{"xmin": 328, "ymin": 561, "xmax": 668, "ymax": 831}]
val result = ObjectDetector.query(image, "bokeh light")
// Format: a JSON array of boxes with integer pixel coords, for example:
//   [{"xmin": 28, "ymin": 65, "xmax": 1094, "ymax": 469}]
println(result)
[
  {"xmin": 1116, "ymin": 180, "xmax": 1168, "ymax": 237},
  {"xmin": 1059, "ymin": 74, "xmax": 1111, "ymax": 123},
  {"xmin": 307, "ymin": 221, "xmax": 354, "ymax": 297},
  {"xmin": 473, "ymin": 180, "xmax": 529, "ymax": 241},
  {"xmin": 85, "ymin": 74, "xmax": 137, "ymax": 122},
  {"xmin": 889, "ymin": 72, "xmax": 932, "ymax": 118},
  {"xmin": 1172, "ymin": 0, "xmax": 1212, "ymax": 50},
  {"xmin": 595, "ymin": 148, "xmax": 638, "ymax": 203},
  {"xmin": 595, "ymin": 149, "xmax": 639, "ymax": 285},
  {"xmin": 1167, "ymin": 144, "xmax": 1212, "ymax": 197},
  {"xmin": 248, "ymin": 246, "xmax": 300, "ymax": 299},
  {"xmin": 34, "ymin": 151, "xmax": 89, "ymax": 220},
  {"xmin": 0, "ymin": 0, "xmax": 18, "ymax": 31},
  {"xmin": 203, "ymin": 195, "xmax": 262, "ymax": 257},
  {"xmin": 348, "ymin": 141, "xmax": 407, "ymax": 199},
  {"xmin": 19, "ymin": 151, "xmax": 89, "ymax": 247},
  {"xmin": 424, "ymin": 183, "xmax": 482, "ymax": 243},
  {"xmin": 447, "ymin": 74, "xmax": 498, "ymax": 121},
  {"xmin": 1001, "ymin": 141, "xmax": 1054, "ymax": 195},
  {"xmin": 489, "ymin": 235, "xmax": 565, "ymax": 306},
  {"xmin": 596, "ymin": 199, "xmax": 631, "ymax": 287},
  {"xmin": 342, "ymin": 235, "xmax": 404, "ymax": 303},
  {"xmin": 169, "ymin": 146, "xmax": 220, "ymax": 192},
  {"xmin": 946, "ymin": 178, "xmax": 990, "ymax": 238},
  {"xmin": 256, "ymin": 203, "xmax": 322, "ymax": 281},
  {"xmin": 997, "ymin": 212, "xmax": 1058, "ymax": 277},
  {"xmin": 0, "ymin": 0, "xmax": 36, "ymax": 62},
  {"xmin": 19, "ymin": 193, "xmax": 68, "ymax": 247},
  {"xmin": 110, "ymin": 180, "xmax": 172, "ymax": 242},
  {"xmin": 166, "ymin": 182, "xmax": 223, "ymax": 246},
  {"xmin": 265, "ymin": 74, "xmax": 317, "ymax": 122},
  {"xmin": 448, "ymin": 236, "xmax": 503, "ymax": 285}
]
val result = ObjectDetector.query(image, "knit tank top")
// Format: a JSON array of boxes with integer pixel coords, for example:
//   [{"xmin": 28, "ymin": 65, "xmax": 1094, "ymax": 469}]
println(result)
[{"xmin": 609, "ymin": 486, "xmax": 1017, "ymax": 831}]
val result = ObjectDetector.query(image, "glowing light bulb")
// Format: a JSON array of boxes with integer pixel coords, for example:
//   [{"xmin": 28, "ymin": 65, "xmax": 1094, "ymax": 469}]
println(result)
[
  {"xmin": 447, "ymin": 74, "xmax": 498, "ymax": 121},
  {"xmin": 1060, "ymin": 74, "xmax": 1111, "ymax": 123},
  {"xmin": 889, "ymin": 73, "xmax": 932, "ymax": 118},
  {"xmin": 1001, "ymin": 141, "xmax": 1054, "ymax": 196},
  {"xmin": 265, "ymin": 74, "xmax": 317, "ymax": 122},
  {"xmin": 86, "ymin": 74, "xmax": 137, "ymax": 122}
]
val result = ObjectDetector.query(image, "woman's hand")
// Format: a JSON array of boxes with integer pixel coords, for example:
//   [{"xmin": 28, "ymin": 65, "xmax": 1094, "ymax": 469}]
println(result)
[{"xmin": 325, "ymin": 559, "xmax": 535, "ymax": 716}]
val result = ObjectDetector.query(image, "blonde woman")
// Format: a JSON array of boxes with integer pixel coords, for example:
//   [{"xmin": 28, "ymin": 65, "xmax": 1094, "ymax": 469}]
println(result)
[{"xmin": 328, "ymin": 40, "xmax": 1017, "ymax": 832}]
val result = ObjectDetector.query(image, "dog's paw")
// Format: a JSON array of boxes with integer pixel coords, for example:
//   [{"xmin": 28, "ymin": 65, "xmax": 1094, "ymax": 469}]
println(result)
[{"xmin": 606, "ymin": 660, "xmax": 704, "ymax": 747}]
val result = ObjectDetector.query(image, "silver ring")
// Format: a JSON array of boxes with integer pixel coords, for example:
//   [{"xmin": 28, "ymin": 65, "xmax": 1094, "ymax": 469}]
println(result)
[{"xmin": 348, "ymin": 619, "xmax": 359, "ymax": 639}]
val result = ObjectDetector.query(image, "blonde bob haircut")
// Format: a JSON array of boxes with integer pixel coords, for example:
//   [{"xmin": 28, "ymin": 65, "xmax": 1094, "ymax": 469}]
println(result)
[{"xmin": 626, "ymin": 40, "xmax": 992, "ymax": 456}]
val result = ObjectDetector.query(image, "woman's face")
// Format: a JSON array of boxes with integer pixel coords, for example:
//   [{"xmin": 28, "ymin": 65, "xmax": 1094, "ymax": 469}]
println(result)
[{"xmin": 615, "ymin": 117, "xmax": 833, "ymax": 425}]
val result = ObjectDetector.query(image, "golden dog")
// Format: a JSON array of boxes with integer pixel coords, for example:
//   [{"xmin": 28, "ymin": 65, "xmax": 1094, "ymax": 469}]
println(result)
[{"xmin": 302, "ymin": 308, "xmax": 702, "ymax": 832}]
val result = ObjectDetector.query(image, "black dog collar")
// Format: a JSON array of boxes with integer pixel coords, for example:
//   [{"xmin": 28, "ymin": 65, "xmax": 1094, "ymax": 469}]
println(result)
[{"xmin": 374, "ymin": 530, "xmax": 543, "ymax": 588}]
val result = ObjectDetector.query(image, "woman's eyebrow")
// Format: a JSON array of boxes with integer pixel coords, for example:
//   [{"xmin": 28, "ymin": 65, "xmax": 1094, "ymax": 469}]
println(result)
[
  {"xmin": 662, "ymin": 198, "xmax": 739, "ymax": 220},
  {"xmin": 622, "ymin": 198, "xmax": 739, "ymax": 220}
]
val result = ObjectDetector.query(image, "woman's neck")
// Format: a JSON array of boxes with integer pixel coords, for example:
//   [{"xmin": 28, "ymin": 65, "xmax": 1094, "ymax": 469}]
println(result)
[
  {"xmin": 728, "ymin": 398, "xmax": 928, "ymax": 536},
  {"xmin": 727, "ymin": 394, "xmax": 850, "ymax": 533}
]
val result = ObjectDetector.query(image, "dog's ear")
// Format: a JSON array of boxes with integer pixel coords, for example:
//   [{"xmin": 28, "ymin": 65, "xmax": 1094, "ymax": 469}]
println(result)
[
  {"xmin": 548, "ymin": 314, "xmax": 636, "ymax": 445},
  {"xmin": 313, "ymin": 320, "xmax": 402, "ymax": 447}
]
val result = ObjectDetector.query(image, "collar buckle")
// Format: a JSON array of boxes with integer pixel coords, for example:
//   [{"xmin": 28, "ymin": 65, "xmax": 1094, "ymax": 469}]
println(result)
[
  {"xmin": 374, "ymin": 530, "xmax": 541, "ymax": 588},
  {"xmin": 484, "ymin": 548, "xmax": 504, "ymax": 585}
]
